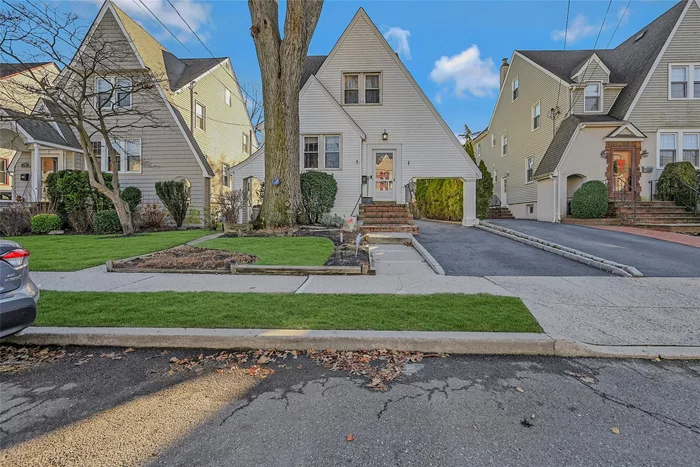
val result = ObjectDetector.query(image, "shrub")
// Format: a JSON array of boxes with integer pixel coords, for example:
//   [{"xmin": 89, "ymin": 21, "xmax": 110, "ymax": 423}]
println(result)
[
  {"xmin": 120, "ymin": 186, "xmax": 142, "ymax": 212},
  {"xmin": 656, "ymin": 161, "xmax": 697, "ymax": 208},
  {"xmin": 477, "ymin": 161, "xmax": 494, "ymax": 219},
  {"xmin": 570, "ymin": 180, "xmax": 609, "ymax": 218},
  {"xmin": 300, "ymin": 171, "xmax": 338, "ymax": 224},
  {"xmin": 155, "ymin": 180, "xmax": 190, "ymax": 227},
  {"xmin": 216, "ymin": 189, "xmax": 247, "ymax": 224},
  {"xmin": 137, "ymin": 203, "xmax": 168, "ymax": 230},
  {"xmin": 185, "ymin": 208, "xmax": 202, "ymax": 226},
  {"xmin": 415, "ymin": 179, "xmax": 463, "ymax": 221},
  {"xmin": 0, "ymin": 204, "xmax": 32, "ymax": 236},
  {"xmin": 93, "ymin": 209, "xmax": 121, "ymax": 234},
  {"xmin": 31, "ymin": 214, "xmax": 63, "ymax": 234},
  {"xmin": 45, "ymin": 170, "xmax": 113, "ymax": 218},
  {"xmin": 67, "ymin": 210, "xmax": 92, "ymax": 233}
]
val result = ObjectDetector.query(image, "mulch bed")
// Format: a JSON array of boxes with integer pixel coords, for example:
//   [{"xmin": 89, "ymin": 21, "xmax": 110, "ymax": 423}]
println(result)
[
  {"xmin": 222, "ymin": 227, "xmax": 369, "ymax": 267},
  {"xmin": 113, "ymin": 245, "xmax": 257, "ymax": 271}
]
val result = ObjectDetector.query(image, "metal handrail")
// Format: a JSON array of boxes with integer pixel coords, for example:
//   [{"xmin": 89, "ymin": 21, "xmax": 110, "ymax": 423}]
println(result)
[
  {"xmin": 606, "ymin": 175, "xmax": 639, "ymax": 218},
  {"xmin": 489, "ymin": 195, "xmax": 501, "ymax": 208},
  {"xmin": 677, "ymin": 180, "xmax": 700, "ymax": 215}
]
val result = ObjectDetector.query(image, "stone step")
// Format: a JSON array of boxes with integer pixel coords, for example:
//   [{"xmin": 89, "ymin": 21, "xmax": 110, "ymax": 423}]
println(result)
[
  {"xmin": 360, "ymin": 224, "xmax": 419, "ymax": 234},
  {"xmin": 621, "ymin": 212, "xmax": 699, "ymax": 219},
  {"xmin": 360, "ymin": 210, "xmax": 412, "ymax": 218},
  {"xmin": 360, "ymin": 207, "xmax": 410, "ymax": 214},
  {"xmin": 625, "ymin": 217, "xmax": 700, "ymax": 224},
  {"xmin": 613, "ymin": 201, "xmax": 676, "ymax": 206},
  {"xmin": 362, "ymin": 218, "xmax": 413, "ymax": 225}
]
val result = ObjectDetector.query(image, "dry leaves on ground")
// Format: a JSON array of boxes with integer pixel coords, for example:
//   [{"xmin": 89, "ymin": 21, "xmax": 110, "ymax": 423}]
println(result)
[
  {"xmin": 115, "ymin": 245, "xmax": 257, "ymax": 270},
  {"xmin": 166, "ymin": 349, "xmax": 297, "ymax": 377},
  {"xmin": 0, "ymin": 346, "xmax": 70, "ymax": 373}
]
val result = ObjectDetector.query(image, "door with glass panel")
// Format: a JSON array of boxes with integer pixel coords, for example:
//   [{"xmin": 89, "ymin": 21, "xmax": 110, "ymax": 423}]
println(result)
[{"xmin": 374, "ymin": 150, "xmax": 394, "ymax": 201}]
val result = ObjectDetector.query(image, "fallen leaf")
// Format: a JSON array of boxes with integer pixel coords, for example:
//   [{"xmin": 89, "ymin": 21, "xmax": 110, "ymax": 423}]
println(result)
[
  {"xmin": 580, "ymin": 376, "xmax": 595, "ymax": 384},
  {"xmin": 216, "ymin": 368, "xmax": 224, "ymax": 374},
  {"xmin": 169, "ymin": 357, "xmax": 179, "ymax": 364},
  {"xmin": 516, "ymin": 387, "xmax": 524, "ymax": 393},
  {"xmin": 611, "ymin": 427, "xmax": 620, "ymax": 435},
  {"xmin": 346, "ymin": 433, "xmax": 355, "ymax": 442},
  {"xmin": 123, "ymin": 348, "xmax": 135, "ymax": 353}
]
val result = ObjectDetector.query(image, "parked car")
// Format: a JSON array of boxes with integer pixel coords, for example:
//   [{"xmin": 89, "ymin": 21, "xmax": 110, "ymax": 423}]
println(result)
[{"xmin": 0, "ymin": 239, "xmax": 39, "ymax": 338}]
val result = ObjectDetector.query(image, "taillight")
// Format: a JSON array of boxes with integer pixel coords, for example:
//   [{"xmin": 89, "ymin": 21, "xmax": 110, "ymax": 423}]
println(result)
[{"xmin": 1, "ymin": 248, "xmax": 30, "ymax": 268}]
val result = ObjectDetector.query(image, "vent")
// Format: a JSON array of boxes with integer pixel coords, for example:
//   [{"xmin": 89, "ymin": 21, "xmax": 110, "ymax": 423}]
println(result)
[{"xmin": 635, "ymin": 30, "xmax": 647, "ymax": 42}]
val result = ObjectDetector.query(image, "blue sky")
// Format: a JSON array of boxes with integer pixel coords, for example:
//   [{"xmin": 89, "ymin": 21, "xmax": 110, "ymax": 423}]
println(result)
[{"xmin": 64, "ymin": 0, "xmax": 679, "ymax": 135}]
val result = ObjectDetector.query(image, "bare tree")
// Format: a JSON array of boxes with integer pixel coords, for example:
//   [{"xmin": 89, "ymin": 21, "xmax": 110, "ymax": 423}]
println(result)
[
  {"xmin": 0, "ymin": 2, "xmax": 167, "ymax": 234},
  {"xmin": 248, "ymin": 0, "xmax": 323, "ymax": 227},
  {"xmin": 241, "ymin": 81, "xmax": 263, "ymax": 143}
]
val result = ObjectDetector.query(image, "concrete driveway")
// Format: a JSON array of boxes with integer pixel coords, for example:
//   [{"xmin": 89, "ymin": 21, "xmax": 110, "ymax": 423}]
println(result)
[
  {"xmin": 488, "ymin": 219, "xmax": 700, "ymax": 277},
  {"xmin": 414, "ymin": 221, "xmax": 608, "ymax": 276}
]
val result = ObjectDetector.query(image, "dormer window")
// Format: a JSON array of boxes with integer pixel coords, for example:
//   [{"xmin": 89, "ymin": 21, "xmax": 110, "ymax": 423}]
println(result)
[
  {"xmin": 584, "ymin": 83, "xmax": 601, "ymax": 112},
  {"xmin": 512, "ymin": 76, "xmax": 519, "ymax": 101},
  {"xmin": 344, "ymin": 72, "xmax": 381, "ymax": 105},
  {"xmin": 669, "ymin": 64, "xmax": 700, "ymax": 99}
]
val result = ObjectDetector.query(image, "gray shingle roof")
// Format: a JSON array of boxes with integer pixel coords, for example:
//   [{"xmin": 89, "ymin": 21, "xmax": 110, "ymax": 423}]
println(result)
[
  {"xmin": 0, "ymin": 62, "xmax": 54, "ymax": 79},
  {"xmin": 533, "ymin": 114, "xmax": 622, "ymax": 179},
  {"xmin": 518, "ymin": 0, "xmax": 688, "ymax": 119},
  {"xmin": 41, "ymin": 99, "xmax": 81, "ymax": 149},
  {"xmin": 301, "ymin": 55, "xmax": 327, "ymax": 89},
  {"xmin": 170, "ymin": 57, "xmax": 228, "ymax": 91},
  {"xmin": 1, "ymin": 107, "xmax": 81, "ymax": 150}
]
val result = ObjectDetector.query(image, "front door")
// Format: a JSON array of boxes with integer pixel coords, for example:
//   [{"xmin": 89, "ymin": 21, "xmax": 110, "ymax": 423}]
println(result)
[
  {"xmin": 374, "ymin": 150, "xmax": 394, "ymax": 201},
  {"xmin": 501, "ymin": 176, "xmax": 508, "ymax": 206},
  {"xmin": 610, "ymin": 149, "xmax": 633, "ymax": 198}
]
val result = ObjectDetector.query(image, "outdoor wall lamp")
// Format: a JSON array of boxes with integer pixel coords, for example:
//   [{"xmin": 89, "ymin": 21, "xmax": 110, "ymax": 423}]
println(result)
[
  {"xmin": 641, "ymin": 149, "xmax": 649, "ymax": 158},
  {"xmin": 600, "ymin": 149, "xmax": 607, "ymax": 158},
  {"xmin": 382, "ymin": 130, "xmax": 388, "ymax": 141}
]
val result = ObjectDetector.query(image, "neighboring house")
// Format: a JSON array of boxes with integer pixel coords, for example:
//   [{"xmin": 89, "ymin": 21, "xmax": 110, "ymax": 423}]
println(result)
[
  {"xmin": 475, "ymin": 0, "xmax": 700, "ymax": 222},
  {"xmin": 0, "ymin": 62, "xmax": 60, "ymax": 200},
  {"xmin": 231, "ymin": 8, "xmax": 481, "ymax": 226},
  {"xmin": 0, "ymin": 1, "xmax": 256, "ymax": 215}
]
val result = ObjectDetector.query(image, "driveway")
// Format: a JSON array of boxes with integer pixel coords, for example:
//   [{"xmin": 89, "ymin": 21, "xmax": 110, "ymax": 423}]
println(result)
[
  {"xmin": 414, "ymin": 221, "xmax": 608, "ymax": 276},
  {"xmin": 488, "ymin": 219, "xmax": 700, "ymax": 277}
]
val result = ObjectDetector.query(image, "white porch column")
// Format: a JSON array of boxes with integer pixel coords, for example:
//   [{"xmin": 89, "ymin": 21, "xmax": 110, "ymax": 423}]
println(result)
[
  {"xmin": 31, "ymin": 143, "xmax": 41, "ymax": 201},
  {"xmin": 462, "ymin": 178, "xmax": 478, "ymax": 226}
]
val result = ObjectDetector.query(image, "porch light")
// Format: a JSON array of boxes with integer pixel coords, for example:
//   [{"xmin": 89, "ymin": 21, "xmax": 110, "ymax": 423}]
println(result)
[
  {"xmin": 382, "ymin": 130, "xmax": 388, "ymax": 141},
  {"xmin": 641, "ymin": 149, "xmax": 649, "ymax": 158},
  {"xmin": 600, "ymin": 149, "xmax": 607, "ymax": 158}
]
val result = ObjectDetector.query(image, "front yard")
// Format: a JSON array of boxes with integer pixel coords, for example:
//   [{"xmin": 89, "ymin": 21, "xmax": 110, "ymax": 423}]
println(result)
[
  {"xmin": 196, "ymin": 237, "xmax": 335, "ymax": 266},
  {"xmin": 35, "ymin": 291, "xmax": 542, "ymax": 333},
  {"xmin": 8, "ymin": 230, "xmax": 215, "ymax": 271}
]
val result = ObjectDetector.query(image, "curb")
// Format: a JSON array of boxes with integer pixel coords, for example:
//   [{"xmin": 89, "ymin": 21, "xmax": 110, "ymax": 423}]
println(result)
[
  {"xmin": 6, "ymin": 327, "xmax": 699, "ymax": 359},
  {"xmin": 477, "ymin": 222, "xmax": 643, "ymax": 277},
  {"xmin": 410, "ymin": 234, "xmax": 445, "ymax": 275}
]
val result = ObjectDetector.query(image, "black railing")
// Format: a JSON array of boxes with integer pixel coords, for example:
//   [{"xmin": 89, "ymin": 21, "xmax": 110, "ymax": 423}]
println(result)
[
  {"xmin": 676, "ymin": 181, "xmax": 700, "ymax": 215},
  {"xmin": 605, "ymin": 176, "xmax": 639, "ymax": 218},
  {"xmin": 489, "ymin": 195, "xmax": 501, "ymax": 208}
]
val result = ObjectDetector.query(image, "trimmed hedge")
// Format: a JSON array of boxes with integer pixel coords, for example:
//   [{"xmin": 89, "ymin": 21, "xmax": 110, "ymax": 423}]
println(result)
[
  {"xmin": 93, "ymin": 210, "xmax": 121, "ymax": 234},
  {"xmin": 31, "ymin": 214, "xmax": 63, "ymax": 234},
  {"xmin": 415, "ymin": 179, "xmax": 463, "ymax": 221},
  {"xmin": 570, "ymin": 180, "xmax": 608, "ymax": 218},
  {"xmin": 656, "ymin": 161, "xmax": 697, "ymax": 208},
  {"xmin": 300, "ymin": 171, "xmax": 338, "ymax": 224}
]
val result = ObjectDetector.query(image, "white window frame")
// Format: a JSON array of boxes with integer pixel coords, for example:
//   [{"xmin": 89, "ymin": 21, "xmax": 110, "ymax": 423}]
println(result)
[
  {"xmin": 222, "ymin": 162, "xmax": 230, "ymax": 188},
  {"xmin": 501, "ymin": 134, "xmax": 508, "ymax": 157},
  {"xmin": 225, "ymin": 88, "xmax": 231, "ymax": 106},
  {"xmin": 491, "ymin": 134, "xmax": 495, "ymax": 147},
  {"xmin": 342, "ymin": 72, "xmax": 382, "ymax": 105},
  {"xmin": 512, "ymin": 76, "xmax": 519, "ymax": 102},
  {"xmin": 195, "ymin": 102, "xmax": 206, "ymax": 131},
  {"xmin": 301, "ymin": 134, "xmax": 342, "ymax": 171},
  {"xmin": 91, "ymin": 138, "xmax": 142, "ymax": 174},
  {"xmin": 657, "ymin": 130, "xmax": 700, "ymax": 169},
  {"xmin": 668, "ymin": 64, "xmax": 700, "ymax": 100},
  {"xmin": 682, "ymin": 132, "xmax": 700, "ymax": 168},
  {"xmin": 242, "ymin": 132, "xmax": 249, "ymax": 154},
  {"xmin": 476, "ymin": 143, "xmax": 481, "ymax": 159},
  {"xmin": 525, "ymin": 156, "xmax": 534, "ymax": 183},
  {"xmin": 0, "ymin": 158, "xmax": 8, "ymax": 185},
  {"xmin": 532, "ymin": 102, "xmax": 541, "ymax": 131},
  {"xmin": 95, "ymin": 76, "xmax": 132, "ymax": 110},
  {"xmin": 583, "ymin": 82, "xmax": 603, "ymax": 112}
]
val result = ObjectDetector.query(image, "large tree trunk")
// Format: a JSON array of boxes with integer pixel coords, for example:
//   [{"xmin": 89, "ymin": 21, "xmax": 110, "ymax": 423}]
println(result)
[{"xmin": 249, "ymin": 0, "xmax": 323, "ymax": 228}]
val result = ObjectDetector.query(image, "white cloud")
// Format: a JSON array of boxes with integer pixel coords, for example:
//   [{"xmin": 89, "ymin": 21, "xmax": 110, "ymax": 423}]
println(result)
[
  {"xmin": 551, "ymin": 14, "xmax": 598, "ymax": 43},
  {"xmin": 429, "ymin": 45, "xmax": 499, "ymax": 98},
  {"xmin": 383, "ymin": 27, "xmax": 411, "ymax": 60},
  {"xmin": 434, "ymin": 91, "xmax": 442, "ymax": 105},
  {"xmin": 89, "ymin": 0, "xmax": 212, "ymax": 43}
]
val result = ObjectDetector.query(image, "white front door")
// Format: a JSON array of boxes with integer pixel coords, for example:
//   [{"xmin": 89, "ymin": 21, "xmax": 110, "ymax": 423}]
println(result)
[
  {"xmin": 501, "ymin": 176, "xmax": 508, "ymax": 207},
  {"xmin": 374, "ymin": 150, "xmax": 395, "ymax": 201}
]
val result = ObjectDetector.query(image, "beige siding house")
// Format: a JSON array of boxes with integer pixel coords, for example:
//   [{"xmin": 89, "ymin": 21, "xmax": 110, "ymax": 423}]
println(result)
[
  {"xmin": 476, "ymin": 0, "xmax": 700, "ymax": 222},
  {"xmin": 0, "ymin": 1, "xmax": 256, "ymax": 217},
  {"xmin": 232, "ymin": 8, "xmax": 481, "ymax": 226}
]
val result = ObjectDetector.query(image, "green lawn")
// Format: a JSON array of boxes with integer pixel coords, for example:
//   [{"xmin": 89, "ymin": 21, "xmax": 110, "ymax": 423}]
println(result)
[
  {"xmin": 35, "ymin": 291, "xmax": 542, "ymax": 333},
  {"xmin": 8, "ymin": 230, "xmax": 215, "ymax": 272},
  {"xmin": 197, "ymin": 237, "xmax": 334, "ymax": 266}
]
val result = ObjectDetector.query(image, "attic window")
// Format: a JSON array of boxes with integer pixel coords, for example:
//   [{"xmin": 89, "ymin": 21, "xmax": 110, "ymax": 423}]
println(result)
[{"xmin": 635, "ymin": 30, "xmax": 647, "ymax": 42}]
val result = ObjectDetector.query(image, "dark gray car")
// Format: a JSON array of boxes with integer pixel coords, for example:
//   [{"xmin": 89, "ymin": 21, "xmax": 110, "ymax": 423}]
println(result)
[{"xmin": 0, "ymin": 239, "xmax": 39, "ymax": 338}]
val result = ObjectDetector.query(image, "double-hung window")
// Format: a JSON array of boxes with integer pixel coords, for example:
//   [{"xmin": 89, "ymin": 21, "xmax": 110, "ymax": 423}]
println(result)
[
  {"xmin": 584, "ymin": 83, "xmax": 601, "ymax": 111},
  {"xmin": 343, "ymin": 72, "xmax": 381, "ymax": 104},
  {"xmin": 222, "ymin": 163, "xmax": 230, "ymax": 188},
  {"xmin": 532, "ymin": 102, "xmax": 541, "ymax": 130},
  {"xmin": 526, "ymin": 157, "xmax": 534, "ymax": 183},
  {"xmin": 695, "ymin": 67, "xmax": 700, "ymax": 98},
  {"xmin": 195, "ymin": 102, "xmax": 205, "ymax": 130},
  {"xmin": 303, "ymin": 135, "xmax": 341, "ymax": 170},
  {"xmin": 0, "ymin": 159, "xmax": 8, "ymax": 185},
  {"xmin": 225, "ymin": 88, "xmax": 231, "ymax": 106},
  {"xmin": 659, "ymin": 133, "xmax": 677, "ymax": 168},
  {"xmin": 512, "ymin": 76, "xmax": 519, "ymax": 101},
  {"xmin": 96, "ymin": 77, "xmax": 132, "ymax": 109},
  {"xmin": 501, "ymin": 134, "xmax": 508, "ymax": 156},
  {"xmin": 242, "ymin": 132, "xmax": 249, "ymax": 154},
  {"xmin": 115, "ymin": 139, "xmax": 142, "ymax": 173},
  {"xmin": 669, "ymin": 65, "xmax": 700, "ymax": 99},
  {"xmin": 91, "ymin": 141, "xmax": 103, "ymax": 172},
  {"xmin": 683, "ymin": 133, "xmax": 699, "ymax": 167}
]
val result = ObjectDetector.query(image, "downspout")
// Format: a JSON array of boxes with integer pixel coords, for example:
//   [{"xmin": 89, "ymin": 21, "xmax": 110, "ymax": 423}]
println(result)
[
  {"xmin": 189, "ymin": 82, "xmax": 197, "ymax": 129},
  {"xmin": 550, "ymin": 173, "xmax": 557, "ymax": 223}
]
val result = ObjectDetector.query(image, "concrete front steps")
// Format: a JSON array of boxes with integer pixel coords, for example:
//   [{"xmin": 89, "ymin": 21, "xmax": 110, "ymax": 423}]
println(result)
[
  {"xmin": 613, "ymin": 201, "xmax": 700, "ymax": 234},
  {"xmin": 359, "ymin": 202, "xmax": 419, "ymax": 234},
  {"xmin": 488, "ymin": 206, "xmax": 514, "ymax": 219}
]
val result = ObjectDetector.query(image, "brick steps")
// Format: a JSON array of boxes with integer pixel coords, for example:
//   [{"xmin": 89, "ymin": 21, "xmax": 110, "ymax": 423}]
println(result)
[
  {"xmin": 612, "ymin": 201, "xmax": 700, "ymax": 233},
  {"xmin": 488, "ymin": 207, "xmax": 514, "ymax": 219},
  {"xmin": 359, "ymin": 202, "xmax": 418, "ymax": 234},
  {"xmin": 634, "ymin": 223, "xmax": 700, "ymax": 234},
  {"xmin": 360, "ymin": 224, "xmax": 420, "ymax": 234}
]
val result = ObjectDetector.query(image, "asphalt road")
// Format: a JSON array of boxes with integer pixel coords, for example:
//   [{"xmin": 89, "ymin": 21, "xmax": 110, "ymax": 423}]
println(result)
[
  {"xmin": 2, "ymin": 345, "xmax": 699, "ymax": 466},
  {"xmin": 488, "ymin": 219, "xmax": 700, "ymax": 277},
  {"xmin": 414, "ymin": 220, "xmax": 608, "ymax": 276}
]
